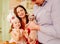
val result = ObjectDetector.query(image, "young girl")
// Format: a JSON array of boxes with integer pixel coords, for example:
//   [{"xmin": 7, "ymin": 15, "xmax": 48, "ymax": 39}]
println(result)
[
  {"xmin": 9, "ymin": 15, "xmax": 26, "ymax": 44},
  {"xmin": 24, "ymin": 15, "xmax": 40, "ymax": 44}
]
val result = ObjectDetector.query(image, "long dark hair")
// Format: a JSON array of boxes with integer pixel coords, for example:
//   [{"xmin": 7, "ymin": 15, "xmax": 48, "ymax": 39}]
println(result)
[{"xmin": 14, "ymin": 5, "xmax": 29, "ymax": 29}]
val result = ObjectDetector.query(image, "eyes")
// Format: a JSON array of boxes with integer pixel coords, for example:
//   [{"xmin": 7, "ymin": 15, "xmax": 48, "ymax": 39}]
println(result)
[
  {"xmin": 17, "ymin": 9, "xmax": 23, "ymax": 13},
  {"xmin": 17, "ymin": 7, "xmax": 24, "ymax": 14},
  {"xmin": 14, "ymin": 22, "xmax": 17, "ymax": 24},
  {"xmin": 14, "ymin": 21, "xmax": 20, "ymax": 24}
]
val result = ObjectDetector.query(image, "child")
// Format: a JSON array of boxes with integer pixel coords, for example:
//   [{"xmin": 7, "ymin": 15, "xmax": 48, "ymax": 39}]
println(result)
[
  {"xmin": 24, "ymin": 15, "xmax": 40, "ymax": 44},
  {"xmin": 9, "ymin": 15, "xmax": 26, "ymax": 44}
]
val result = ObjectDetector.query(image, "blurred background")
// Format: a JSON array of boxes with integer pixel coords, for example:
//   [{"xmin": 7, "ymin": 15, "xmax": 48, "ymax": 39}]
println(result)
[{"xmin": 0, "ymin": 0, "xmax": 34, "ymax": 43}]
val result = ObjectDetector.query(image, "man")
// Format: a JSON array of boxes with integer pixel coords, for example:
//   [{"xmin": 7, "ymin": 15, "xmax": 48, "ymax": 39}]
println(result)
[{"xmin": 30, "ymin": 0, "xmax": 60, "ymax": 44}]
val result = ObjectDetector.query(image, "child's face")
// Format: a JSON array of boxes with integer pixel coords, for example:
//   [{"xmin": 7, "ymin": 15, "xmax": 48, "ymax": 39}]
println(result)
[{"xmin": 12, "ymin": 18, "xmax": 21, "ymax": 29}]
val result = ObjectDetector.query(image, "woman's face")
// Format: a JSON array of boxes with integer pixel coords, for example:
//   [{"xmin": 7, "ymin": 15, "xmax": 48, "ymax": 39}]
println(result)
[
  {"xmin": 16, "ymin": 7, "xmax": 26, "ymax": 18},
  {"xmin": 13, "ymin": 18, "xmax": 21, "ymax": 29}
]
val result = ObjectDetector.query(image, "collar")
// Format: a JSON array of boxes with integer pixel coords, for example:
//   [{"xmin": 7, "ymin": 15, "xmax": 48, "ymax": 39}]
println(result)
[
  {"xmin": 42, "ymin": 0, "xmax": 47, "ymax": 7},
  {"xmin": 34, "ymin": 0, "xmax": 48, "ymax": 7}
]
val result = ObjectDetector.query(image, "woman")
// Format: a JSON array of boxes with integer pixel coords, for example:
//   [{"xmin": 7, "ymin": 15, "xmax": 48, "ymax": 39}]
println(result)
[
  {"xmin": 13, "ymin": 5, "xmax": 41, "ymax": 44},
  {"xmin": 14, "ymin": 5, "xmax": 29, "ymax": 30},
  {"xmin": 14, "ymin": 5, "xmax": 30, "ymax": 44}
]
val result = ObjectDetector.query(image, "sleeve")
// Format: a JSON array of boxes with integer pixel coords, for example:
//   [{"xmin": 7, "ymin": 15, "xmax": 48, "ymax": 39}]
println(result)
[
  {"xmin": 40, "ymin": 0, "xmax": 60, "ymax": 38},
  {"xmin": 50, "ymin": 0, "xmax": 60, "ymax": 38}
]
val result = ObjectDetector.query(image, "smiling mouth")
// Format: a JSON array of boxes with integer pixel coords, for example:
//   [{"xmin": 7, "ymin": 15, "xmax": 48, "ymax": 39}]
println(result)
[{"xmin": 20, "ymin": 13, "xmax": 24, "ymax": 16}]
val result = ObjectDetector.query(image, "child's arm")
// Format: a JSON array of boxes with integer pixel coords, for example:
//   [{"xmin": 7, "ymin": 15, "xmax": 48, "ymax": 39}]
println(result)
[{"xmin": 10, "ymin": 30, "xmax": 20, "ymax": 41}]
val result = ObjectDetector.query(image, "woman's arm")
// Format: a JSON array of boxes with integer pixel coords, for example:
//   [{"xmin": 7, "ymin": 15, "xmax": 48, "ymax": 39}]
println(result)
[{"xmin": 26, "ymin": 22, "xmax": 40, "ymax": 31}]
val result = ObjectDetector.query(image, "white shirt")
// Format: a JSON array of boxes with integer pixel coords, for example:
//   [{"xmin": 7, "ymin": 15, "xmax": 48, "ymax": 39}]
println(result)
[{"xmin": 33, "ymin": 0, "xmax": 60, "ymax": 44}]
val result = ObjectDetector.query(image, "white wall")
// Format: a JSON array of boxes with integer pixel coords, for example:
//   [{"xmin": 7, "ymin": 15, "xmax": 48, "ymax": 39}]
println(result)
[
  {"xmin": 1, "ymin": 0, "xmax": 10, "ymax": 41},
  {"xmin": 0, "ymin": 0, "xmax": 2, "ymax": 41}
]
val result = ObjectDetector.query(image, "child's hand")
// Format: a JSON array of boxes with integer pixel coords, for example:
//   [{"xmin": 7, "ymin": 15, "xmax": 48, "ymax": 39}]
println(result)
[
  {"xmin": 22, "ymin": 30, "xmax": 28, "ymax": 38},
  {"xmin": 19, "ymin": 29, "xmax": 23, "ymax": 37}
]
